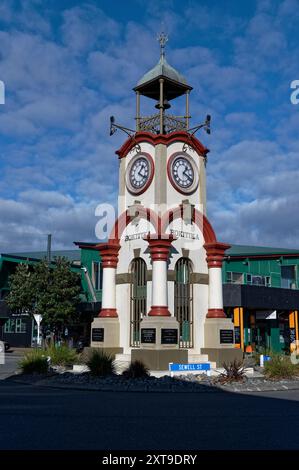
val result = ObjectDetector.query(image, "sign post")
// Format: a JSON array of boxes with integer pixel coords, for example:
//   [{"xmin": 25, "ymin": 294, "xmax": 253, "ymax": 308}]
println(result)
[
  {"xmin": 33, "ymin": 314, "xmax": 42, "ymax": 347},
  {"xmin": 260, "ymin": 355, "xmax": 271, "ymax": 367}
]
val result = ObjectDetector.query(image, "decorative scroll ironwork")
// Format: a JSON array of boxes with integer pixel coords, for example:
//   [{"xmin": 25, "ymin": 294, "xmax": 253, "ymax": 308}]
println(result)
[
  {"xmin": 129, "ymin": 143, "xmax": 141, "ymax": 156},
  {"xmin": 139, "ymin": 113, "xmax": 187, "ymax": 134}
]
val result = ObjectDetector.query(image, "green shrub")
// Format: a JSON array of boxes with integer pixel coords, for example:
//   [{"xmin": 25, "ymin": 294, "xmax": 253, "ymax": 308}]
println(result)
[
  {"xmin": 122, "ymin": 360, "xmax": 150, "ymax": 379},
  {"xmin": 19, "ymin": 350, "xmax": 49, "ymax": 374},
  {"xmin": 264, "ymin": 354, "xmax": 297, "ymax": 379},
  {"xmin": 86, "ymin": 350, "xmax": 116, "ymax": 376},
  {"xmin": 46, "ymin": 344, "xmax": 78, "ymax": 366}
]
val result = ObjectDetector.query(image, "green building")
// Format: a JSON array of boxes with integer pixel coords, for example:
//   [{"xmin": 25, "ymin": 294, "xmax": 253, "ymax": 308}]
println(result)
[
  {"xmin": 222, "ymin": 245, "xmax": 299, "ymax": 354},
  {"xmin": 0, "ymin": 248, "xmax": 102, "ymax": 347}
]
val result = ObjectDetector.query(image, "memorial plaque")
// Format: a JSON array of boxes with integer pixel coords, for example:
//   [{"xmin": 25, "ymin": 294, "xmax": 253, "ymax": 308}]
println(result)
[
  {"xmin": 92, "ymin": 328, "xmax": 104, "ymax": 342},
  {"xmin": 220, "ymin": 329, "xmax": 234, "ymax": 344},
  {"xmin": 141, "ymin": 328, "xmax": 156, "ymax": 344},
  {"xmin": 161, "ymin": 328, "xmax": 178, "ymax": 345}
]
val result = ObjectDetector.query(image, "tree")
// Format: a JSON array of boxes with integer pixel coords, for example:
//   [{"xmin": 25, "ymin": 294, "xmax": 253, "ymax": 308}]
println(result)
[{"xmin": 6, "ymin": 257, "xmax": 81, "ymax": 337}]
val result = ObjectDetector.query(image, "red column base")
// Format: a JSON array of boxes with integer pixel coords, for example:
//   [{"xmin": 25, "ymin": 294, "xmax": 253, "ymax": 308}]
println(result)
[
  {"xmin": 206, "ymin": 308, "xmax": 226, "ymax": 319},
  {"xmin": 98, "ymin": 308, "xmax": 118, "ymax": 318},
  {"xmin": 148, "ymin": 306, "xmax": 171, "ymax": 317}
]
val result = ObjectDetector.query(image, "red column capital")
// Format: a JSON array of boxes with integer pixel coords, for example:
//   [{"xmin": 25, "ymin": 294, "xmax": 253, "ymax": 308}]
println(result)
[
  {"xmin": 204, "ymin": 242, "xmax": 231, "ymax": 268},
  {"xmin": 98, "ymin": 243, "xmax": 120, "ymax": 268},
  {"xmin": 144, "ymin": 233, "xmax": 175, "ymax": 261}
]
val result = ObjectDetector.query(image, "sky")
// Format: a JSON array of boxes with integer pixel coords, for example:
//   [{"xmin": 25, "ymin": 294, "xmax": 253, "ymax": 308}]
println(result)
[{"xmin": 0, "ymin": 0, "xmax": 299, "ymax": 252}]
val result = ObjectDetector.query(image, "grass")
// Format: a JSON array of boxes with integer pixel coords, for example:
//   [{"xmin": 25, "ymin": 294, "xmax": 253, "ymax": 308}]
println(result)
[
  {"xmin": 264, "ymin": 354, "xmax": 299, "ymax": 380},
  {"xmin": 46, "ymin": 344, "xmax": 78, "ymax": 366},
  {"xmin": 19, "ymin": 349, "xmax": 49, "ymax": 374},
  {"xmin": 86, "ymin": 349, "xmax": 116, "ymax": 376}
]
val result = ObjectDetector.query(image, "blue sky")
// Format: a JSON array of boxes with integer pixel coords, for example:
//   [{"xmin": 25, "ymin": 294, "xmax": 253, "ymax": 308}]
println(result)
[{"xmin": 0, "ymin": 0, "xmax": 299, "ymax": 252}]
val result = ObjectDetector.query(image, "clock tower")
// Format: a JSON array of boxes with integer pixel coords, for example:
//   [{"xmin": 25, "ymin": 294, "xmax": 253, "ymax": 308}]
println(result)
[{"xmin": 90, "ymin": 35, "xmax": 241, "ymax": 369}]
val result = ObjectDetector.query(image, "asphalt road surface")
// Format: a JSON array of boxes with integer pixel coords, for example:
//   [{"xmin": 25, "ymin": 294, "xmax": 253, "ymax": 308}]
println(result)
[
  {"xmin": 0, "ymin": 381, "xmax": 299, "ymax": 450},
  {"xmin": 0, "ymin": 351, "xmax": 22, "ymax": 380}
]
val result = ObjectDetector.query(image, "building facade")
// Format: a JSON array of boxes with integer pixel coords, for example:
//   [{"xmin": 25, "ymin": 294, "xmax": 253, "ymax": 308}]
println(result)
[{"xmin": 223, "ymin": 245, "xmax": 299, "ymax": 354}]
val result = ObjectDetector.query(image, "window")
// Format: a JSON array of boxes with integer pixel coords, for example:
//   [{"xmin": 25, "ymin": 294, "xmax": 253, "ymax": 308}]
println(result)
[
  {"xmin": 16, "ymin": 319, "xmax": 26, "ymax": 333},
  {"xmin": 92, "ymin": 262, "xmax": 103, "ymax": 290},
  {"xmin": 4, "ymin": 318, "xmax": 26, "ymax": 334},
  {"xmin": 4, "ymin": 319, "xmax": 15, "ymax": 333},
  {"xmin": 247, "ymin": 274, "xmax": 271, "ymax": 287},
  {"xmin": 252, "ymin": 275, "xmax": 265, "ymax": 286},
  {"xmin": 281, "ymin": 266, "xmax": 296, "ymax": 289},
  {"xmin": 226, "ymin": 272, "xmax": 244, "ymax": 284}
]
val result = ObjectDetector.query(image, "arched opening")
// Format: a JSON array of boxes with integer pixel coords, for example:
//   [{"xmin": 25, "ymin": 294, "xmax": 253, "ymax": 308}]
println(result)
[
  {"xmin": 174, "ymin": 258, "xmax": 193, "ymax": 348},
  {"xmin": 130, "ymin": 258, "xmax": 147, "ymax": 347}
]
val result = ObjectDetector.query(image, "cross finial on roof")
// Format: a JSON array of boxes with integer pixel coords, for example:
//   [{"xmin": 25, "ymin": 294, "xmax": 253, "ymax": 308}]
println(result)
[{"xmin": 157, "ymin": 31, "xmax": 168, "ymax": 58}]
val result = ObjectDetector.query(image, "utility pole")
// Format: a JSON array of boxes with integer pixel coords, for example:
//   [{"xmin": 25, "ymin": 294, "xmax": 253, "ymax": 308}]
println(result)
[{"xmin": 47, "ymin": 234, "xmax": 52, "ymax": 265}]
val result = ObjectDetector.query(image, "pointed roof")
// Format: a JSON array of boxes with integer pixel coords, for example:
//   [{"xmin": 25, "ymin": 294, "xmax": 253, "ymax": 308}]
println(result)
[
  {"xmin": 137, "ymin": 54, "xmax": 188, "ymax": 87},
  {"xmin": 134, "ymin": 54, "xmax": 192, "ymax": 101},
  {"xmin": 134, "ymin": 33, "xmax": 192, "ymax": 101}
]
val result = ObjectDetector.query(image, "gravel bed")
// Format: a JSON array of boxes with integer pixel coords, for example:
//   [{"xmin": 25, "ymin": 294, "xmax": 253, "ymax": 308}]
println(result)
[{"xmin": 7, "ymin": 371, "xmax": 299, "ymax": 393}]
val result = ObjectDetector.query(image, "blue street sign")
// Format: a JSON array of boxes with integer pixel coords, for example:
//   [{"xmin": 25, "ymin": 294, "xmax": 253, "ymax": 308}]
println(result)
[
  {"xmin": 264, "ymin": 355, "xmax": 271, "ymax": 362},
  {"xmin": 169, "ymin": 363, "xmax": 211, "ymax": 372}
]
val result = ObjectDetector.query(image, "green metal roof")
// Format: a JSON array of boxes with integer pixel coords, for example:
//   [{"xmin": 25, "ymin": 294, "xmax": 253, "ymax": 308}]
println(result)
[
  {"xmin": 137, "ymin": 55, "xmax": 188, "ymax": 87},
  {"xmin": 226, "ymin": 244, "xmax": 299, "ymax": 257},
  {"xmin": 1, "ymin": 250, "xmax": 81, "ymax": 263}
]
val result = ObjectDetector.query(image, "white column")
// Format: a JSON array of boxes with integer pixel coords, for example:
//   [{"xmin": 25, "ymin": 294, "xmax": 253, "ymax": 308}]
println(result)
[
  {"xmin": 152, "ymin": 260, "xmax": 168, "ymax": 307},
  {"xmin": 204, "ymin": 241, "xmax": 230, "ymax": 319},
  {"xmin": 208, "ymin": 267, "xmax": 223, "ymax": 310},
  {"xmin": 146, "ymin": 235, "xmax": 174, "ymax": 317},
  {"xmin": 98, "ymin": 243, "xmax": 120, "ymax": 318},
  {"xmin": 102, "ymin": 267, "xmax": 116, "ymax": 309}
]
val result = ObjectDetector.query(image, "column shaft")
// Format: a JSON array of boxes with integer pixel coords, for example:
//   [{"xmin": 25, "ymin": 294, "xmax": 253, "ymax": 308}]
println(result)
[{"xmin": 97, "ymin": 243, "xmax": 120, "ymax": 318}]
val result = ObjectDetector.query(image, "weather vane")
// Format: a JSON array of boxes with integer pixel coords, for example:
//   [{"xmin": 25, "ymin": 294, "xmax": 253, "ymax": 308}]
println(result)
[{"xmin": 157, "ymin": 31, "xmax": 168, "ymax": 57}]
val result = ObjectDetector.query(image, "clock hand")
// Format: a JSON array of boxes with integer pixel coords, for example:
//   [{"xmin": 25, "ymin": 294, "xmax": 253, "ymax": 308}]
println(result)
[
  {"xmin": 182, "ymin": 168, "xmax": 192, "ymax": 180},
  {"xmin": 138, "ymin": 167, "xmax": 146, "ymax": 177}
]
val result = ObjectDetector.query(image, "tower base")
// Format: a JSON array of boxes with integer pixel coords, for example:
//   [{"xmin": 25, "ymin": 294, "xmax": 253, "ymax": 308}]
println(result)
[
  {"xmin": 90, "ymin": 317, "xmax": 121, "ymax": 349},
  {"xmin": 139, "ymin": 316, "xmax": 180, "ymax": 350},
  {"xmin": 201, "ymin": 348, "xmax": 243, "ymax": 367},
  {"xmin": 202, "ymin": 317, "xmax": 243, "ymax": 367},
  {"xmin": 131, "ymin": 349, "xmax": 188, "ymax": 371}
]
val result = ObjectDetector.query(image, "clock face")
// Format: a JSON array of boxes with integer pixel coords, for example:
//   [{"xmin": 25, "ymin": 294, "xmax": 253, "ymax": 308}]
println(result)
[
  {"xmin": 126, "ymin": 153, "xmax": 154, "ymax": 195},
  {"xmin": 172, "ymin": 157, "xmax": 194, "ymax": 188},
  {"xmin": 168, "ymin": 153, "xmax": 198, "ymax": 194}
]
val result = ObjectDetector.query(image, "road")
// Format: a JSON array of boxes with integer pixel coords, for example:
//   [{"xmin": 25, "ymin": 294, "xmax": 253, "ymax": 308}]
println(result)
[
  {"xmin": 0, "ymin": 381, "xmax": 299, "ymax": 450},
  {"xmin": 0, "ymin": 351, "xmax": 22, "ymax": 380}
]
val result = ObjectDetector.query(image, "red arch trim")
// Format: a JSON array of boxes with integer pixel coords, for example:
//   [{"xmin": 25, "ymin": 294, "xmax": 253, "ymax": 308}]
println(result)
[
  {"xmin": 108, "ymin": 205, "xmax": 217, "ymax": 244},
  {"xmin": 161, "ymin": 205, "xmax": 217, "ymax": 244},
  {"xmin": 108, "ymin": 205, "xmax": 161, "ymax": 243},
  {"xmin": 116, "ymin": 131, "xmax": 209, "ymax": 160}
]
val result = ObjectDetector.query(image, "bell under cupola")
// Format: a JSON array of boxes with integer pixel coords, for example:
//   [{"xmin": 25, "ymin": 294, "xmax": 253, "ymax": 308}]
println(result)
[{"xmin": 133, "ymin": 32, "xmax": 193, "ymax": 134}]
